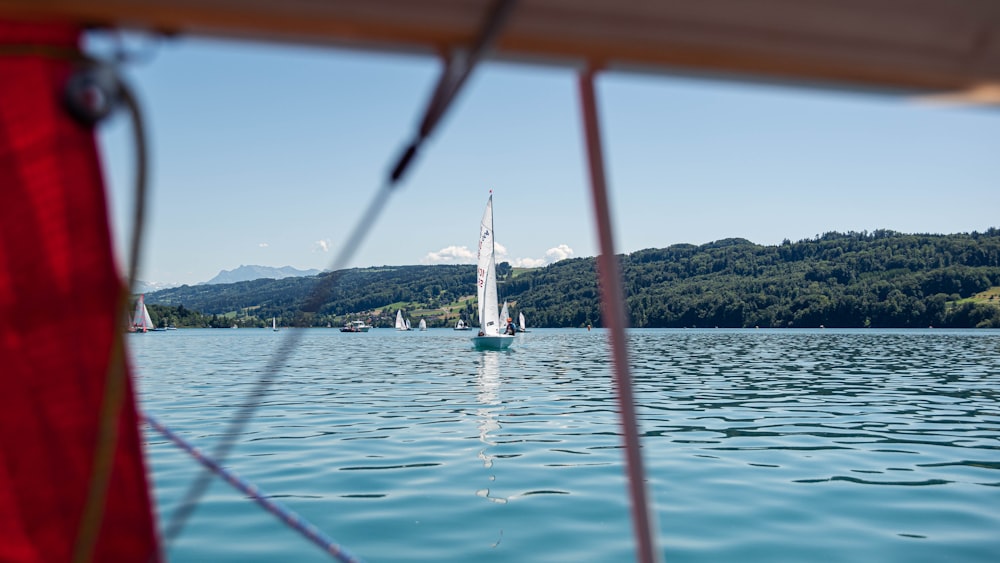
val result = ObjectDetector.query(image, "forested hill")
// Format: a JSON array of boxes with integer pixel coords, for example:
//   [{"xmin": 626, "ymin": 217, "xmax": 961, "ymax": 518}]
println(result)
[
  {"xmin": 147, "ymin": 264, "xmax": 477, "ymax": 327},
  {"xmin": 146, "ymin": 229, "xmax": 1000, "ymax": 329}
]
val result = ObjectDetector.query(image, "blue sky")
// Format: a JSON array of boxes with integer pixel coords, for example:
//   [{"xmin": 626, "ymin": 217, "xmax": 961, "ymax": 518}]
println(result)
[{"xmin": 92, "ymin": 34, "xmax": 999, "ymax": 287}]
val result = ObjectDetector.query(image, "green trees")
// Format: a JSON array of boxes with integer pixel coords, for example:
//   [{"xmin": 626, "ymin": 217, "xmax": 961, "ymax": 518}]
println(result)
[{"xmin": 144, "ymin": 229, "xmax": 1000, "ymax": 329}]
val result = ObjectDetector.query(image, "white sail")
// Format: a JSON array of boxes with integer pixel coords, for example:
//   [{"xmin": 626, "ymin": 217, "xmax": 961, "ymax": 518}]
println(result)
[
  {"xmin": 131, "ymin": 297, "xmax": 144, "ymax": 331},
  {"xmin": 476, "ymin": 200, "xmax": 497, "ymax": 333},
  {"xmin": 132, "ymin": 294, "xmax": 153, "ymax": 332},
  {"xmin": 418, "ymin": 319, "xmax": 427, "ymax": 331},
  {"xmin": 473, "ymin": 193, "xmax": 514, "ymax": 349},
  {"xmin": 477, "ymin": 196, "xmax": 501, "ymax": 337},
  {"xmin": 272, "ymin": 317, "xmax": 277, "ymax": 331},
  {"xmin": 406, "ymin": 318, "xmax": 412, "ymax": 330},
  {"xmin": 395, "ymin": 310, "xmax": 406, "ymax": 330},
  {"xmin": 499, "ymin": 301, "xmax": 510, "ymax": 331},
  {"xmin": 519, "ymin": 311, "xmax": 526, "ymax": 332}
]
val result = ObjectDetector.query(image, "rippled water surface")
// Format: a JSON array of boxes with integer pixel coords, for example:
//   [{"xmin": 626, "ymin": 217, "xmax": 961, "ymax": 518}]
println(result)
[{"xmin": 130, "ymin": 328, "xmax": 1000, "ymax": 562}]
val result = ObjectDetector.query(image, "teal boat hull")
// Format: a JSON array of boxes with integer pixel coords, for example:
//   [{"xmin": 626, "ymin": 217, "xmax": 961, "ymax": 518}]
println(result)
[{"xmin": 472, "ymin": 335, "xmax": 514, "ymax": 350}]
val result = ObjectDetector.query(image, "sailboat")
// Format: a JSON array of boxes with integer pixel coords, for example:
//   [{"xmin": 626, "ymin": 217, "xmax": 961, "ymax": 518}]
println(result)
[
  {"xmin": 272, "ymin": 317, "xmax": 278, "ymax": 331},
  {"xmin": 473, "ymin": 193, "xmax": 514, "ymax": 350},
  {"xmin": 418, "ymin": 318, "xmax": 427, "ymax": 331},
  {"xmin": 395, "ymin": 309, "xmax": 411, "ymax": 331},
  {"xmin": 518, "ymin": 311, "xmax": 528, "ymax": 333},
  {"xmin": 499, "ymin": 301, "xmax": 510, "ymax": 332},
  {"xmin": 454, "ymin": 318, "xmax": 471, "ymax": 331},
  {"xmin": 131, "ymin": 294, "xmax": 156, "ymax": 333}
]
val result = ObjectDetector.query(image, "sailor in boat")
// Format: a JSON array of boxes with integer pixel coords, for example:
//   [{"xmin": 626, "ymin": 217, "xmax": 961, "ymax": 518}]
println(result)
[{"xmin": 505, "ymin": 317, "xmax": 517, "ymax": 336}]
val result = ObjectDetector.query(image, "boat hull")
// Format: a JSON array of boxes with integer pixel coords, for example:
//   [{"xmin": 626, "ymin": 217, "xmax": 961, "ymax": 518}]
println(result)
[{"xmin": 472, "ymin": 335, "xmax": 515, "ymax": 350}]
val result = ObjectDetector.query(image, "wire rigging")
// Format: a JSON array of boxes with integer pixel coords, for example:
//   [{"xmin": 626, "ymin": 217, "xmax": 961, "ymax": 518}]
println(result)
[
  {"xmin": 52, "ymin": 45, "xmax": 153, "ymax": 563},
  {"xmin": 159, "ymin": 0, "xmax": 519, "ymax": 552},
  {"xmin": 145, "ymin": 414, "xmax": 364, "ymax": 563}
]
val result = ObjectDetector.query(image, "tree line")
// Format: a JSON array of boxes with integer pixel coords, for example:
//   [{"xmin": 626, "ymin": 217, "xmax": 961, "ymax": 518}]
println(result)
[{"xmin": 143, "ymin": 229, "xmax": 1000, "ymax": 329}]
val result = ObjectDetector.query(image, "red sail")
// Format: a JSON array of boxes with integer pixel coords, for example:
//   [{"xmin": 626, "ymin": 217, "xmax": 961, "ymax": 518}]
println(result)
[{"xmin": 0, "ymin": 20, "xmax": 160, "ymax": 562}]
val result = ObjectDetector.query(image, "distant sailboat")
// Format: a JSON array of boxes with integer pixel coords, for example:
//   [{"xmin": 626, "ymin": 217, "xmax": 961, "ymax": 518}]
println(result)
[
  {"xmin": 272, "ymin": 317, "xmax": 278, "ymax": 331},
  {"xmin": 473, "ymin": 193, "xmax": 514, "ymax": 350},
  {"xmin": 131, "ymin": 294, "xmax": 155, "ymax": 333},
  {"xmin": 499, "ymin": 301, "xmax": 510, "ymax": 332},
  {"xmin": 518, "ymin": 311, "xmax": 528, "ymax": 333},
  {"xmin": 418, "ymin": 318, "xmax": 427, "ymax": 331},
  {"xmin": 395, "ymin": 309, "xmax": 411, "ymax": 331},
  {"xmin": 454, "ymin": 318, "xmax": 471, "ymax": 331}
]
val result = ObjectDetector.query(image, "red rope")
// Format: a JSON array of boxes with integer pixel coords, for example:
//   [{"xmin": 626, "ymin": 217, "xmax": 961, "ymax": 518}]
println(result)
[{"xmin": 578, "ymin": 68, "xmax": 662, "ymax": 563}]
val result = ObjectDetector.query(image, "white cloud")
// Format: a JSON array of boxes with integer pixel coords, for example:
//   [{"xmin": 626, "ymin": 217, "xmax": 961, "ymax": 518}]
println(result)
[
  {"xmin": 544, "ymin": 244, "xmax": 574, "ymax": 263},
  {"xmin": 423, "ymin": 243, "xmax": 575, "ymax": 268},
  {"xmin": 258, "ymin": 242, "xmax": 269, "ymax": 248},
  {"xmin": 422, "ymin": 245, "xmax": 476, "ymax": 264},
  {"xmin": 494, "ymin": 241, "xmax": 509, "ymax": 262},
  {"xmin": 511, "ymin": 257, "xmax": 546, "ymax": 268},
  {"xmin": 313, "ymin": 239, "xmax": 331, "ymax": 253}
]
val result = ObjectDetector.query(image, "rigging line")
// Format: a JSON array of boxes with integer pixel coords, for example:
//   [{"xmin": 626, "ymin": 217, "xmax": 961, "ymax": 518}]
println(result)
[
  {"xmin": 160, "ymin": 181, "xmax": 391, "ymax": 547},
  {"xmin": 0, "ymin": 46, "xmax": 148, "ymax": 292},
  {"xmin": 73, "ymin": 315, "xmax": 130, "ymax": 563},
  {"xmin": 121, "ymin": 72, "xmax": 150, "ymax": 295},
  {"xmin": 578, "ymin": 68, "xmax": 662, "ymax": 563},
  {"xmin": 145, "ymin": 414, "xmax": 365, "ymax": 563},
  {"xmin": 162, "ymin": 1, "xmax": 518, "ymax": 547},
  {"xmin": 72, "ymin": 61, "xmax": 152, "ymax": 563},
  {"xmin": 389, "ymin": 0, "xmax": 517, "ymax": 183},
  {"xmin": 161, "ymin": 0, "xmax": 517, "ymax": 547}
]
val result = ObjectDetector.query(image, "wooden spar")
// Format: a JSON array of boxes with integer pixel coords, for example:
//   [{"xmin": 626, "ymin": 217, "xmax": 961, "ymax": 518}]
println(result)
[{"xmin": 0, "ymin": 0, "xmax": 998, "ymax": 103}]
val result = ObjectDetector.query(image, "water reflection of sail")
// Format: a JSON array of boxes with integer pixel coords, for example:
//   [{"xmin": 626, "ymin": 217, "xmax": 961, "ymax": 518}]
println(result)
[{"xmin": 475, "ymin": 352, "xmax": 506, "ymax": 504}]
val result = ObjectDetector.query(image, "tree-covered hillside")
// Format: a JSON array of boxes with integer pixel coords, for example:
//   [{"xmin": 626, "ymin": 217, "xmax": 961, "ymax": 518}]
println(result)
[
  {"xmin": 144, "ymin": 229, "xmax": 1000, "ymax": 329},
  {"xmin": 618, "ymin": 230, "xmax": 1000, "ymax": 328},
  {"xmin": 148, "ymin": 265, "xmax": 477, "ymax": 328}
]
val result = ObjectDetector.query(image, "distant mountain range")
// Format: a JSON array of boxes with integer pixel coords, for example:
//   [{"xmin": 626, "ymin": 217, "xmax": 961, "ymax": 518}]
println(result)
[
  {"xmin": 203, "ymin": 265, "xmax": 322, "ymax": 285},
  {"xmin": 134, "ymin": 265, "xmax": 322, "ymax": 293},
  {"xmin": 133, "ymin": 280, "xmax": 182, "ymax": 295}
]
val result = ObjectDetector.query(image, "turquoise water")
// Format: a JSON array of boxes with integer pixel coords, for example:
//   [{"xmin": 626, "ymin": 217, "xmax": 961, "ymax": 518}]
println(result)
[{"xmin": 130, "ymin": 328, "xmax": 1000, "ymax": 562}]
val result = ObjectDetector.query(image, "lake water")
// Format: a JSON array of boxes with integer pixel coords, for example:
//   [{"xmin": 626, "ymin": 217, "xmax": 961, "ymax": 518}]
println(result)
[{"xmin": 129, "ymin": 328, "xmax": 1000, "ymax": 562}]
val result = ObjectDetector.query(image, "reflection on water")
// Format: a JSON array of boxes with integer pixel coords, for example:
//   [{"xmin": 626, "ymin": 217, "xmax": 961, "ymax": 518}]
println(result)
[
  {"xmin": 132, "ymin": 328, "xmax": 1000, "ymax": 562},
  {"xmin": 475, "ymin": 352, "xmax": 506, "ymax": 504}
]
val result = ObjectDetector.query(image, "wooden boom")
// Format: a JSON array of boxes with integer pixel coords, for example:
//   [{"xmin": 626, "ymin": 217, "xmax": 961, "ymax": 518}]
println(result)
[{"xmin": 1, "ymin": 0, "xmax": 999, "ymax": 102}]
